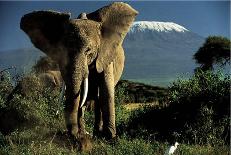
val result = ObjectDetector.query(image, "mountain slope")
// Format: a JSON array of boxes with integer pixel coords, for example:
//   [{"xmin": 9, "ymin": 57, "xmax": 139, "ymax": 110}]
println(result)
[{"xmin": 0, "ymin": 48, "xmax": 44, "ymax": 75}]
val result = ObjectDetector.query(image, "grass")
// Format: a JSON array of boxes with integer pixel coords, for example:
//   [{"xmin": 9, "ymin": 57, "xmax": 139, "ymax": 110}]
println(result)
[
  {"xmin": 0, "ymin": 108, "xmax": 229, "ymax": 155},
  {"xmin": 0, "ymin": 127, "xmax": 229, "ymax": 155},
  {"xmin": 0, "ymin": 103, "xmax": 229, "ymax": 155}
]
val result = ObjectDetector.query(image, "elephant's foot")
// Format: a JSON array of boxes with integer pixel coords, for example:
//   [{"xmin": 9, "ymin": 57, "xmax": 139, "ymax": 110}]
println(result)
[
  {"xmin": 66, "ymin": 124, "xmax": 78, "ymax": 138},
  {"xmin": 99, "ymin": 122, "xmax": 116, "ymax": 140},
  {"xmin": 93, "ymin": 129, "xmax": 118, "ymax": 145},
  {"xmin": 93, "ymin": 126, "xmax": 116, "ymax": 141},
  {"xmin": 106, "ymin": 136, "xmax": 118, "ymax": 146},
  {"xmin": 77, "ymin": 133, "xmax": 93, "ymax": 152},
  {"xmin": 65, "ymin": 130, "xmax": 92, "ymax": 152},
  {"xmin": 93, "ymin": 124, "xmax": 103, "ymax": 139},
  {"xmin": 102, "ymin": 127, "xmax": 116, "ymax": 140},
  {"xmin": 93, "ymin": 130, "xmax": 103, "ymax": 139}
]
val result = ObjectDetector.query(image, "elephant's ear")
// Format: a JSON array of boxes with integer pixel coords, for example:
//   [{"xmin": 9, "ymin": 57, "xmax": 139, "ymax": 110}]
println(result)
[
  {"xmin": 20, "ymin": 11, "xmax": 70, "ymax": 54},
  {"xmin": 87, "ymin": 2, "xmax": 138, "ymax": 73}
]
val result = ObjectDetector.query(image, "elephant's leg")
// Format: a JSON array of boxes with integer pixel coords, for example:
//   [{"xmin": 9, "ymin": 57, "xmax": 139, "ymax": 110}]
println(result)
[
  {"xmin": 100, "ymin": 63, "xmax": 116, "ymax": 139},
  {"xmin": 64, "ymin": 92, "xmax": 92, "ymax": 151},
  {"xmin": 64, "ymin": 92, "xmax": 80, "ymax": 138},
  {"xmin": 93, "ymin": 97, "xmax": 103, "ymax": 137},
  {"xmin": 78, "ymin": 106, "xmax": 86, "ymax": 135}
]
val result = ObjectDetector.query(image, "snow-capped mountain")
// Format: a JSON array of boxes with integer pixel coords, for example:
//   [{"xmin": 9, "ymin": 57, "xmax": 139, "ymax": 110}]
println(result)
[
  {"xmin": 0, "ymin": 21, "xmax": 205, "ymax": 86},
  {"xmin": 122, "ymin": 21, "xmax": 205, "ymax": 86},
  {"xmin": 125, "ymin": 21, "xmax": 203, "ymax": 48},
  {"xmin": 130, "ymin": 21, "xmax": 189, "ymax": 33}
]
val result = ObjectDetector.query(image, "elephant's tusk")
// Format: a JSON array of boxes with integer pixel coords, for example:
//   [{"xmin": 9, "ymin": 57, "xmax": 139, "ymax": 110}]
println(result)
[{"xmin": 80, "ymin": 77, "xmax": 88, "ymax": 108}]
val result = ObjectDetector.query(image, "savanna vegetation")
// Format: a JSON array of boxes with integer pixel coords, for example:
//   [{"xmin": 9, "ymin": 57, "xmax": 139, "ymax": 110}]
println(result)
[{"xmin": 0, "ymin": 36, "xmax": 230, "ymax": 154}]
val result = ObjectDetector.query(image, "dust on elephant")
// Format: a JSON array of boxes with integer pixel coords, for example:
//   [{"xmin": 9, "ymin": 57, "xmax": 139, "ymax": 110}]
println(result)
[
  {"xmin": 20, "ymin": 2, "xmax": 138, "ymax": 141},
  {"xmin": 33, "ymin": 56, "xmax": 63, "ymax": 88},
  {"xmin": 39, "ymin": 70, "xmax": 63, "ymax": 88},
  {"xmin": 6, "ymin": 70, "xmax": 62, "ymax": 100}
]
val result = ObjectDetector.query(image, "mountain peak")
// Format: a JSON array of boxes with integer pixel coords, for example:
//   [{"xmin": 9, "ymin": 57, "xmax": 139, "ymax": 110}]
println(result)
[{"xmin": 130, "ymin": 21, "xmax": 189, "ymax": 33}]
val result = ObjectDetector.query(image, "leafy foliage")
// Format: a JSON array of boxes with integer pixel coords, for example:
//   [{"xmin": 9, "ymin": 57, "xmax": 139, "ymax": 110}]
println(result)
[
  {"xmin": 0, "ymin": 72, "xmax": 13, "ymax": 109},
  {"xmin": 127, "ymin": 70, "xmax": 230, "ymax": 145},
  {"xmin": 194, "ymin": 36, "xmax": 230, "ymax": 71},
  {"xmin": 169, "ymin": 70, "xmax": 230, "ymax": 118},
  {"xmin": 168, "ymin": 70, "xmax": 230, "ymax": 145},
  {"xmin": 115, "ymin": 81, "xmax": 130, "ymax": 105}
]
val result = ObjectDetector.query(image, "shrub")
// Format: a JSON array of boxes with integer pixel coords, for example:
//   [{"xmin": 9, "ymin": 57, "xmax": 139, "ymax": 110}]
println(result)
[
  {"xmin": 0, "ymin": 72, "xmax": 13, "ymax": 108},
  {"xmin": 115, "ymin": 81, "xmax": 130, "ymax": 105},
  {"xmin": 168, "ymin": 70, "xmax": 230, "ymax": 118},
  {"xmin": 115, "ymin": 103, "xmax": 131, "ymax": 136},
  {"xmin": 168, "ymin": 70, "xmax": 230, "ymax": 145},
  {"xmin": 126, "ymin": 70, "xmax": 230, "ymax": 145}
]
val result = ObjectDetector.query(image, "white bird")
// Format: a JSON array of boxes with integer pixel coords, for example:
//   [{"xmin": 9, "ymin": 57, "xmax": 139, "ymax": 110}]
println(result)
[{"xmin": 164, "ymin": 142, "xmax": 179, "ymax": 155}]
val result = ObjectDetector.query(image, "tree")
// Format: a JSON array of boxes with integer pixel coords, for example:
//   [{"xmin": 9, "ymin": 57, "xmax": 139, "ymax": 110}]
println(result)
[{"xmin": 194, "ymin": 36, "xmax": 230, "ymax": 71}]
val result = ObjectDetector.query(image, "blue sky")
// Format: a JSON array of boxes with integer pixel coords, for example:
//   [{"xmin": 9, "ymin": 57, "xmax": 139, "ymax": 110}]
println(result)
[{"xmin": 0, "ymin": 1, "xmax": 230, "ymax": 51}]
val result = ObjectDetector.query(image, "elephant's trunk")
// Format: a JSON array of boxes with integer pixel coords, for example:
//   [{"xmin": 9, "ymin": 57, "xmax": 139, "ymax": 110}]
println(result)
[
  {"xmin": 63, "ymin": 53, "xmax": 89, "ymax": 136},
  {"xmin": 70, "ymin": 52, "xmax": 89, "ymax": 107},
  {"xmin": 80, "ymin": 77, "xmax": 88, "ymax": 108}
]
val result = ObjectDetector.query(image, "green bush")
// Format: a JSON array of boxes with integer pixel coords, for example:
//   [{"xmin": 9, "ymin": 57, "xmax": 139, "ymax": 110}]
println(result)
[
  {"xmin": 169, "ymin": 70, "xmax": 229, "ymax": 109},
  {"xmin": 115, "ymin": 103, "xmax": 131, "ymax": 136},
  {"xmin": 168, "ymin": 70, "xmax": 230, "ymax": 145},
  {"xmin": 0, "ymin": 72, "xmax": 13, "ymax": 109},
  {"xmin": 115, "ymin": 81, "xmax": 130, "ymax": 105},
  {"xmin": 126, "ymin": 70, "xmax": 230, "ymax": 146}
]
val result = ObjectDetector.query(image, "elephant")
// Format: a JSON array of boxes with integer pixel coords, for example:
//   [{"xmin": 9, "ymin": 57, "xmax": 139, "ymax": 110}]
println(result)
[
  {"xmin": 33, "ymin": 56, "xmax": 60, "ymax": 73},
  {"xmin": 39, "ymin": 70, "xmax": 63, "ymax": 88},
  {"xmin": 6, "ymin": 70, "xmax": 62, "ymax": 100},
  {"xmin": 20, "ymin": 2, "xmax": 138, "ymax": 144}
]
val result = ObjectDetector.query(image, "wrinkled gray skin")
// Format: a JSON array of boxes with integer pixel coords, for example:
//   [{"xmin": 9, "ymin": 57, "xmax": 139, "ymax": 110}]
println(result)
[{"xmin": 20, "ymin": 2, "xmax": 138, "ymax": 141}]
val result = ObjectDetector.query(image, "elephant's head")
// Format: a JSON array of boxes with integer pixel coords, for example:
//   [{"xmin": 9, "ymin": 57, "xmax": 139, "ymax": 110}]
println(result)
[{"xmin": 20, "ymin": 2, "xmax": 138, "ymax": 103}]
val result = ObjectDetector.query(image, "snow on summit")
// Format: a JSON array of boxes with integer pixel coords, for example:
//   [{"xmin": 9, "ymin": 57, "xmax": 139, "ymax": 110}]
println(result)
[{"xmin": 130, "ymin": 21, "xmax": 189, "ymax": 33}]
